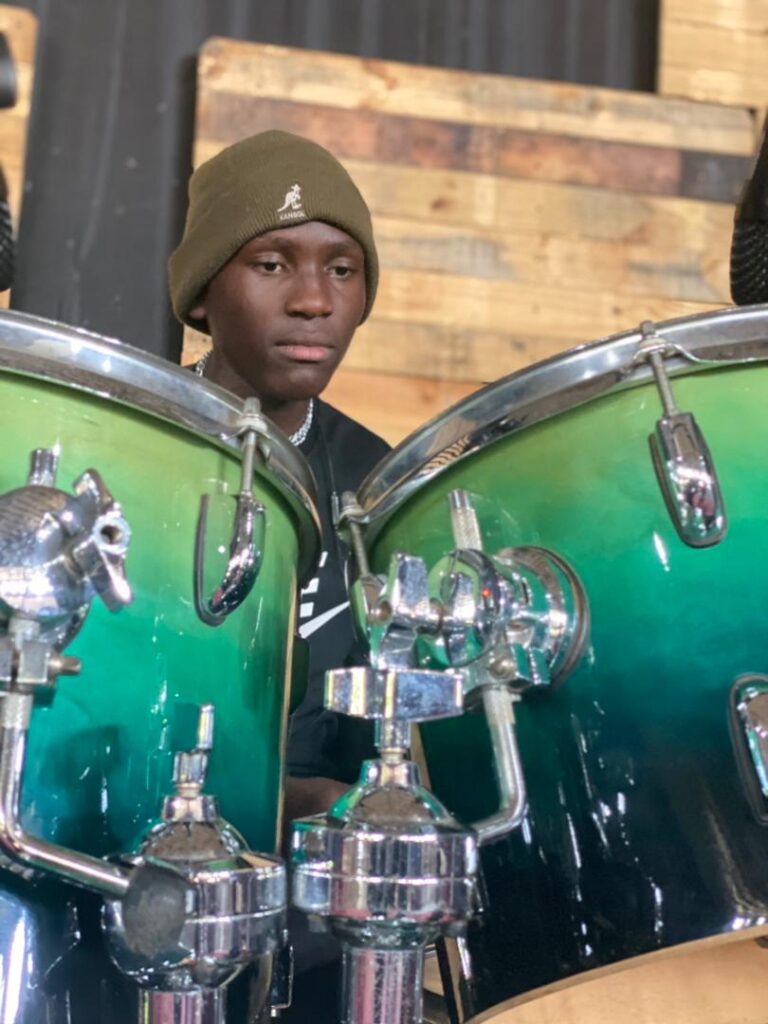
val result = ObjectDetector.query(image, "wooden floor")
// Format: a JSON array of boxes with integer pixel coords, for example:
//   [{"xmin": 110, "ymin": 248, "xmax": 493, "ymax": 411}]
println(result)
[{"xmin": 425, "ymin": 934, "xmax": 768, "ymax": 1024}]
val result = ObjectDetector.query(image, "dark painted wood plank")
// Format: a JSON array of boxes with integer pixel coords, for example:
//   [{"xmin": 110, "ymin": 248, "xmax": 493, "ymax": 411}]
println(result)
[{"xmin": 198, "ymin": 92, "xmax": 750, "ymax": 202}]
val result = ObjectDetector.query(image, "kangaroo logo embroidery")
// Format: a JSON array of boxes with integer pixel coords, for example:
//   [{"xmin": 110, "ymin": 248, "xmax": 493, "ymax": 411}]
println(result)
[{"xmin": 277, "ymin": 183, "xmax": 304, "ymax": 221}]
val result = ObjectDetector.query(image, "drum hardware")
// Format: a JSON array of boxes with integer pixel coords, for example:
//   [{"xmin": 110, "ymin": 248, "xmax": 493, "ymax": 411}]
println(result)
[
  {"xmin": 340, "ymin": 488, "xmax": 588, "ymax": 846},
  {"xmin": 0, "ymin": 447, "xmax": 132, "ymax": 649},
  {"xmin": 291, "ymin": 664, "xmax": 477, "ymax": 1024},
  {"xmin": 194, "ymin": 396, "xmax": 268, "ymax": 626},
  {"xmin": 104, "ymin": 704, "xmax": 287, "ymax": 1024},
  {"xmin": 340, "ymin": 490, "xmax": 588, "ymax": 696},
  {"xmin": 0, "ymin": 456, "xmax": 274, "ymax": 1015},
  {"xmin": 0, "ymin": 313, "xmax": 320, "ymax": 1021},
  {"xmin": 269, "ymin": 938, "xmax": 295, "ymax": 1016},
  {"xmin": 351, "ymin": 306, "xmax": 768, "ymax": 1016},
  {"xmin": 636, "ymin": 320, "xmax": 727, "ymax": 548},
  {"xmin": 730, "ymin": 675, "xmax": 768, "ymax": 825},
  {"xmin": 0, "ymin": 447, "xmax": 137, "ymax": 893},
  {"xmin": 435, "ymin": 491, "xmax": 587, "ymax": 844}
]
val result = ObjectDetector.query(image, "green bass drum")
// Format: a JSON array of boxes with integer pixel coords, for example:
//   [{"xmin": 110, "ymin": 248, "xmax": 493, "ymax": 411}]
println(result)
[
  {"xmin": 355, "ymin": 306, "xmax": 768, "ymax": 1022},
  {"xmin": 0, "ymin": 310, "xmax": 319, "ymax": 1022}
]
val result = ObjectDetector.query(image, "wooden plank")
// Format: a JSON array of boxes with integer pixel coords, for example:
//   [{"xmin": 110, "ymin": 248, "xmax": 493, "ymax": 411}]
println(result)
[
  {"xmin": 194, "ymin": 140, "xmax": 735, "ymax": 251},
  {"xmin": 199, "ymin": 38, "xmax": 756, "ymax": 157},
  {"xmin": 345, "ymin": 321, "xmax": 559, "ymax": 385},
  {"xmin": 0, "ymin": 5, "xmax": 36, "ymax": 65},
  {"xmin": 197, "ymin": 94, "xmax": 751, "ymax": 204},
  {"xmin": 370, "ymin": 268, "xmax": 718, "ymax": 345},
  {"xmin": 661, "ymin": 66, "xmax": 768, "ymax": 111},
  {"xmin": 659, "ymin": 0, "xmax": 768, "ymax": 107},
  {"xmin": 322, "ymin": 368, "xmax": 479, "ymax": 446},
  {"xmin": 373, "ymin": 217, "xmax": 729, "ymax": 305},
  {"xmin": 662, "ymin": 0, "xmax": 768, "ymax": 33},
  {"xmin": 662, "ymin": 22, "xmax": 768, "ymax": 79}
]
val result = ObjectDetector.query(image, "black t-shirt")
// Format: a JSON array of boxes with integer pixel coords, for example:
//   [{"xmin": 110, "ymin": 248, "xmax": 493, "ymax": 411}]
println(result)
[{"xmin": 287, "ymin": 398, "xmax": 390, "ymax": 782}]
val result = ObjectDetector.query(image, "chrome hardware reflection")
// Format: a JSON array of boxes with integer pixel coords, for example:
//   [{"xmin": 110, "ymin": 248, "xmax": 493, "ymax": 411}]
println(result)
[
  {"xmin": 639, "ymin": 321, "xmax": 727, "ymax": 548},
  {"xmin": 432, "ymin": 492, "xmax": 587, "ymax": 845},
  {"xmin": 104, "ymin": 705, "xmax": 286, "ymax": 1024},
  {"xmin": 422, "ymin": 492, "xmax": 590, "ymax": 695},
  {"xmin": 734, "ymin": 675, "xmax": 768, "ymax": 804},
  {"xmin": 0, "ymin": 688, "xmax": 132, "ymax": 897},
  {"xmin": 0, "ymin": 448, "xmax": 132, "ymax": 648},
  {"xmin": 326, "ymin": 665, "xmax": 463, "ymax": 757},
  {"xmin": 343, "ymin": 488, "xmax": 588, "ymax": 848},
  {"xmin": 356, "ymin": 305, "xmax": 768, "ymax": 540},
  {"xmin": 471, "ymin": 686, "xmax": 527, "ymax": 845},
  {"xmin": 194, "ymin": 399, "xmax": 266, "ymax": 626},
  {"xmin": 292, "ymin": 659, "xmax": 475, "ymax": 1024},
  {"xmin": 0, "ymin": 451, "xmax": 134, "ymax": 895}
]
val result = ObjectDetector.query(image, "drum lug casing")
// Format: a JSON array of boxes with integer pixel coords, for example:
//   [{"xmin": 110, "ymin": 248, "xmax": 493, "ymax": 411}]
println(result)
[
  {"xmin": 731, "ymin": 675, "xmax": 768, "ymax": 824},
  {"xmin": 194, "ymin": 397, "xmax": 267, "ymax": 627},
  {"xmin": 650, "ymin": 412, "xmax": 726, "ymax": 548},
  {"xmin": 638, "ymin": 321, "xmax": 727, "ymax": 548}
]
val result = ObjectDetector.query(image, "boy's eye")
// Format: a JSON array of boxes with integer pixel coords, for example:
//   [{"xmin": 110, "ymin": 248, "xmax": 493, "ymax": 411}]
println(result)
[{"xmin": 257, "ymin": 260, "xmax": 282, "ymax": 273}]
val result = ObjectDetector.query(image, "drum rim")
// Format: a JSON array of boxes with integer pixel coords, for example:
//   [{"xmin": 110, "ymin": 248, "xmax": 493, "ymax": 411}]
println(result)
[
  {"xmin": 358, "ymin": 304, "xmax": 768, "ymax": 536},
  {"xmin": 0, "ymin": 309, "xmax": 321, "ymax": 578}
]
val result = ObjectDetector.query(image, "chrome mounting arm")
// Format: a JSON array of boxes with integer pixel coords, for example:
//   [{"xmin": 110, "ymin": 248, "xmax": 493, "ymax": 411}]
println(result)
[
  {"xmin": 0, "ymin": 449, "xmax": 135, "ymax": 893},
  {"xmin": 343, "ymin": 488, "xmax": 589, "ymax": 845}
]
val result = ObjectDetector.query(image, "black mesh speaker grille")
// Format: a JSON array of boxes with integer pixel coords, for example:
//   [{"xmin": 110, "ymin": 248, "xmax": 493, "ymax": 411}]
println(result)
[
  {"xmin": 0, "ymin": 199, "xmax": 14, "ymax": 293},
  {"xmin": 730, "ymin": 220, "xmax": 768, "ymax": 306}
]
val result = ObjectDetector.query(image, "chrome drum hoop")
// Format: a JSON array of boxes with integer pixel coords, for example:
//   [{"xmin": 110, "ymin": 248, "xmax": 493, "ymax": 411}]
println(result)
[
  {"xmin": 0, "ymin": 310, "xmax": 321, "ymax": 578},
  {"xmin": 357, "ymin": 304, "xmax": 768, "ymax": 541}
]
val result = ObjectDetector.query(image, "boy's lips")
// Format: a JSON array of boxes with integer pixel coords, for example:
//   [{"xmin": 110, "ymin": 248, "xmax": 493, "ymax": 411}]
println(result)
[{"xmin": 277, "ymin": 341, "xmax": 333, "ymax": 363}]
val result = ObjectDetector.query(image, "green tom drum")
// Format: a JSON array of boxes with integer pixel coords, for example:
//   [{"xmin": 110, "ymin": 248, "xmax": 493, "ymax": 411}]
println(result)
[
  {"xmin": 0, "ymin": 310, "xmax": 319, "ymax": 859},
  {"xmin": 356, "ymin": 306, "xmax": 768, "ymax": 1020}
]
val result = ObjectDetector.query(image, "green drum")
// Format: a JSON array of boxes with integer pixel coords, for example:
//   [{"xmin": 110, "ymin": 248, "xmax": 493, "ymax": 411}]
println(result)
[
  {"xmin": 355, "ymin": 306, "xmax": 768, "ymax": 1020},
  {"xmin": 0, "ymin": 311, "xmax": 319, "ymax": 1022},
  {"xmin": 0, "ymin": 312, "xmax": 318, "ymax": 856}
]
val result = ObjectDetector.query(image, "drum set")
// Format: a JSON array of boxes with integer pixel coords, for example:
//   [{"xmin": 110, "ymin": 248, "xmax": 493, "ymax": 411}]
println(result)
[{"xmin": 0, "ymin": 304, "xmax": 767, "ymax": 1023}]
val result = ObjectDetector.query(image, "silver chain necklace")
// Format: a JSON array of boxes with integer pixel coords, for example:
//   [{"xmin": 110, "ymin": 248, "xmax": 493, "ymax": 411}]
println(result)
[{"xmin": 195, "ymin": 351, "xmax": 314, "ymax": 446}]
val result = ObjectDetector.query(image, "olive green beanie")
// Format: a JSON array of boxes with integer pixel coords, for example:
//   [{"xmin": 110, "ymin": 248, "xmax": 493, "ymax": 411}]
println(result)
[{"xmin": 169, "ymin": 130, "xmax": 378, "ymax": 330}]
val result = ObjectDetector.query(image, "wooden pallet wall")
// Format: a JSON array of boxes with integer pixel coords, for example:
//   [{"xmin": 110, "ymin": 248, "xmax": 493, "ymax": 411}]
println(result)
[
  {"xmin": 184, "ymin": 40, "xmax": 756, "ymax": 444},
  {"xmin": 659, "ymin": 0, "xmax": 768, "ymax": 111},
  {"xmin": 0, "ymin": 6, "xmax": 36, "ymax": 311}
]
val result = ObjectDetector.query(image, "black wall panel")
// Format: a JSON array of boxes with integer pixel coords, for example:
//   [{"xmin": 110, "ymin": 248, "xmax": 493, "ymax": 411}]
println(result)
[{"xmin": 7, "ymin": 0, "xmax": 659, "ymax": 361}]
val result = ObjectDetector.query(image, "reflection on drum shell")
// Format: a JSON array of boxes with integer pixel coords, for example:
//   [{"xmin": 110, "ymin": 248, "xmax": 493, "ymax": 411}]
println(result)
[
  {"xmin": 365, "ymin": 363, "xmax": 768, "ymax": 1016},
  {"xmin": 2, "ymin": 372, "xmax": 298, "ymax": 859}
]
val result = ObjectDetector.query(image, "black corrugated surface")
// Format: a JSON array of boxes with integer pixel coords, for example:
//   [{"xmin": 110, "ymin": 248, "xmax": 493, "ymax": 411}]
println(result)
[{"xmin": 8, "ymin": 0, "xmax": 659, "ymax": 361}]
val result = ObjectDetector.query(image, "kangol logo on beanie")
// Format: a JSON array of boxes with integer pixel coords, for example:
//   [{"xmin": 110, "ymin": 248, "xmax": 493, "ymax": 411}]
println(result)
[{"xmin": 277, "ymin": 182, "xmax": 305, "ymax": 221}]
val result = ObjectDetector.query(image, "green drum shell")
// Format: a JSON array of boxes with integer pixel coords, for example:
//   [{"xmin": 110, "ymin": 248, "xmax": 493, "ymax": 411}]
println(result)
[
  {"xmin": 4, "ymin": 373, "xmax": 299, "ymax": 857},
  {"xmin": 366, "ymin": 362, "xmax": 768, "ymax": 1015}
]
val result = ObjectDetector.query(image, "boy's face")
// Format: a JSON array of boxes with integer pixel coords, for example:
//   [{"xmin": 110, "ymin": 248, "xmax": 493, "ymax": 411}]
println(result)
[{"xmin": 191, "ymin": 220, "xmax": 366, "ymax": 406}]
